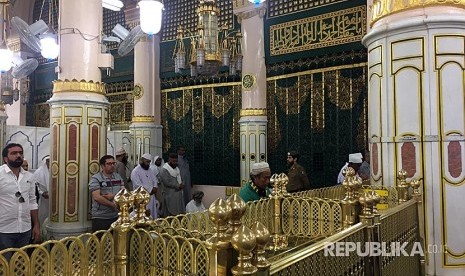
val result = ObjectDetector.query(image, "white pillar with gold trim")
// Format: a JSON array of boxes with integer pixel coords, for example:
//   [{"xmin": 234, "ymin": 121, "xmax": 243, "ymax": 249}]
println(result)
[
  {"xmin": 47, "ymin": 0, "xmax": 113, "ymax": 239},
  {"xmin": 130, "ymin": 33, "xmax": 162, "ymax": 161},
  {"xmin": 234, "ymin": 2, "xmax": 267, "ymax": 185},
  {"xmin": 364, "ymin": 1, "xmax": 465, "ymax": 275}
]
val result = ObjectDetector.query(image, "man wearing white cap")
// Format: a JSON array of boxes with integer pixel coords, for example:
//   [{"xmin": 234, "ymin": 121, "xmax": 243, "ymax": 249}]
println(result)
[
  {"xmin": 337, "ymin": 153, "xmax": 363, "ymax": 184},
  {"xmin": 131, "ymin": 153, "xmax": 159, "ymax": 219},
  {"xmin": 239, "ymin": 162, "xmax": 272, "ymax": 202}
]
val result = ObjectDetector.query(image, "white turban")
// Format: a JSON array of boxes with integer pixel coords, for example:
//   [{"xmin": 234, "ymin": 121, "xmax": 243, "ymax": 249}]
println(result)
[{"xmin": 250, "ymin": 162, "xmax": 270, "ymax": 176}]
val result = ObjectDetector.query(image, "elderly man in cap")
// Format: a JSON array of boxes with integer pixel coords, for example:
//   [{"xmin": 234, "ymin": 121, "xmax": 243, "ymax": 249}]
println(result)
[
  {"xmin": 131, "ymin": 153, "xmax": 159, "ymax": 218},
  {"xmin": 287, "ymin": 151, "xmax": 310, "ymax": 192},
  {"xmin": 239, "ymin": 162, "xmax": 272, "ymax": 202},
  {"xmin": 186, "ymin": 191, "xmax": 206, "ymax": 213},
  {"xmin": 115, "ymin": 148, "xmax": 131, "ymax": 190},
  {"xmin": 337, "ymin": 153, "xmax": 363, "ymax": 184}
]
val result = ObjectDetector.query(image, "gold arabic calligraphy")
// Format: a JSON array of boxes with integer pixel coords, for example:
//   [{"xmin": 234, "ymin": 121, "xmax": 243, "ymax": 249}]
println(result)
[{"xmin": 270, "ymin": 6, "xmax": 366, "ymax": 56}]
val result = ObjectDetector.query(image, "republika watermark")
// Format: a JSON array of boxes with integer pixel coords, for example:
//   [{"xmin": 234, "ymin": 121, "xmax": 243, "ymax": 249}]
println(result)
[{"xmin": 324, "ymin": 242, "xmax": 445, "ymax": 257}]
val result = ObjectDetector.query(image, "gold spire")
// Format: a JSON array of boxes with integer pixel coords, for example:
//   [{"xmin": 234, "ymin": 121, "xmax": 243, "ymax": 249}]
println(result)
[{"xmin": 371, "ymin": 0, "xmax": 465, "ymax": 27}]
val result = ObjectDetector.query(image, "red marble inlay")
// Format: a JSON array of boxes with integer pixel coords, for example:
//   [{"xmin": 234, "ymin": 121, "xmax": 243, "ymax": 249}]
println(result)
[
  {"xmin": 51, "ymin": 177, "xmax": 57, "ymax": 215},
  {"xmin": 67, "ymin": 177, "xmax": 77, "ymax": 215},
  {"xmin": 448, "ymin": 141, "xmax": 462, "ymax": 178},
  {"xmin": 68, "ymin": 124, "xmax": 77, "ymax": 161},
  {"xmin": 91, "ymin": 125, "xmax": 99, "ymax": 160},
  {"xmin": 401, "ymin": 142, "xmax": 416, "ymax": 178},
  {"xmin": 52, "ymin": 125, "xmax": 58, "ymax": 162},
  {"xmin": 372, "ymin": 143, "xmax": 379, "ymax": 175}
]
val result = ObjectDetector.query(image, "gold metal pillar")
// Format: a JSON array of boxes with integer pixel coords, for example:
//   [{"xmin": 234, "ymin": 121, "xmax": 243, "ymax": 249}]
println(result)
[{"xmin": 341, "ymin": 167, "xmax": 362, "ymax": 228}]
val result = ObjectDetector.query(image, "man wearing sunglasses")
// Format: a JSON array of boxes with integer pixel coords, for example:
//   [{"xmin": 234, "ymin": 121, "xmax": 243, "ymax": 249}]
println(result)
[{"xmin": 0, "ymin": 143, "xmax": 40, "ymax": 256}]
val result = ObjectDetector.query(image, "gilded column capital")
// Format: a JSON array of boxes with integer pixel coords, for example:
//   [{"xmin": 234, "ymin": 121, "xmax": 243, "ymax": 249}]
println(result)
[
  {"xmin": 233, "ymin": 2, "xmax": 266, "ymax": 22},
  {"xmin": 240, "ymin": 108, "xmax": 267, "ymax": 117},
  {"xmin": 371, "ymin": 0, "xmax": 465, "ymax": 27},
  {"xmin": 53, "ymin": 79, "xmax": 107, "ymax": 95},
  {"xmin": 132, "ymin": 115, "xmax": 155, "ymax": 123}
]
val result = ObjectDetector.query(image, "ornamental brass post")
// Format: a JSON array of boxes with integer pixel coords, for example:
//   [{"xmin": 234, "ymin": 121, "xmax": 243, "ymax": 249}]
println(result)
[
  {"xmin": 269, "ymin": 173, "xmax": 286, "ymax": 250},
  {"xmin": 341, "ymin": 167, "xmax": 362, "ymax": 228},
  {"xmin": 278, "ymin": 173, "xmax": 290, "ymax": 197},
  {"xmin": 131, "ymin": 186, "xmax": 151, "ymax": 226},
  {"xmin": 231, "ymin": 225, "xmax": 258, "ymax": 276},
  {"xmin": 397, "ymin": 170, "xmax": 409, "ymax": 202},
  {"xmin": 227, "ymin": 194, "xmax": 247, "ymax": 270},
  {"xmin": 227, "ymin": 194, "xmax": 247, "ymax": 235},
  {"xmin": 205, "ymin": 198, "xmax": 233, "ymax": 276},
  {"xmin": 112, "ymin": 188, "xmax": 133, "ymax": 276},
  {"xmin": 251, "ymin": 222, "xmax": 271, "ymax": 276},
  {"xmin": 359, "ymin": 191, "xmax": 376, "ymax": 276}
]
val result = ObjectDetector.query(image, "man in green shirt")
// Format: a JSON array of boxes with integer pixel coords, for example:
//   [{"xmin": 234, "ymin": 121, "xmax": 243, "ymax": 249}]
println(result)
[{"xmin": 239, "ymin": 162, "xmax": 271, "ymax": 202}]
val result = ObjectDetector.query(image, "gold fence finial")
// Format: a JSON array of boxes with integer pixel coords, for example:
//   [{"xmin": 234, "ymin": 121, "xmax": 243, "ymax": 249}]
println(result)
[
  {"xmin": 131, "ymin": 186, "xmax": 151, "ymax": 226},
  {"xmin": 278, "ymin": 173, "xmax": 290, "ymax": 196},
  {"xmin": 270, "ymin": 174, "xmax": 280, "ymax": 197},
  {"xmin": 231, "ymin": 225, "xmax": 258, "ymax": 276},
  {"xmin": 206, "ymin": 198, "xmax": 233, "ymax": 249},
  {"xmin": 251, "ymin": 222, "xmax": 270, "ymax": 271},
  {"xmin": 410, "ymin": 179, "xmax": 421, "ymax": 199},
  {"xmin": 397, "ymin": 170, "xmax": 409, "ymax": 202},
  {"xmin": 227, "ymin": 193, "xmax": 247, "ymax": 236},
  {"xmin": 112, "ymin": 188, "xmax": 133, "ymax": 228},
  {"xmin": 341, "ymin": 167, "xmax": 362, "ymax": 228}
]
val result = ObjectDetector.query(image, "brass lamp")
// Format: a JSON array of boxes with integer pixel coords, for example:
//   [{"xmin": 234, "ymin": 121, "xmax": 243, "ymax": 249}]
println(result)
[{"xmin": 173, "ymin": 0, "xmax": 243, "ymax": 77}]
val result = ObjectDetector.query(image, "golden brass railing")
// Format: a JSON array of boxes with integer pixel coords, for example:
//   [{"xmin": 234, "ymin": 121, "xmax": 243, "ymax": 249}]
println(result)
[
  {"xmin": 0, "ymin": 231, "xmax": 115, "ymax": 275},
  {"xmin": 379, "ymin": 199, "xmax": 421, "ymax": 276},
  {"xmin": 270, "ymin": 223, "xmax": 367, "ymax": 275},
  {"xmin": 0, "ymin": 170, "xmax": 423, "ymax": 276}
]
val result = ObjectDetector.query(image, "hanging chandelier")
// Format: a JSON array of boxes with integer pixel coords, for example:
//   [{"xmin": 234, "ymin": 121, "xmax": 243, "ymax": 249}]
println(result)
[{"xmin": 173, "ymin": 0, "xmax": 243, "ymax": 77}]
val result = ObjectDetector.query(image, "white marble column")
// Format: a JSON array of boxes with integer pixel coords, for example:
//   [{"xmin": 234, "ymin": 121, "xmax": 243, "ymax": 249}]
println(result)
[
  {"xmin": 47, "ymin": 0, "xmax": 112, "ymax": 239},
  {"xmin": 234, "ymin": 2, "xmax": 267, "ymax": 186},
  {"xmin": 129, "ymin": 35, "xmax": 162, "ymax": 160},
  {"xmin": 364, "ymin": 3, "xmax": 465, "ymax": 275}
]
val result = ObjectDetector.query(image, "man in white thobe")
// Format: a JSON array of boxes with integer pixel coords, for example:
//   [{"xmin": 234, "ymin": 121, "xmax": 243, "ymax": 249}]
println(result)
[{"xmin": 131, "ymin": 153, "xmax": 158, "ymax": 219}]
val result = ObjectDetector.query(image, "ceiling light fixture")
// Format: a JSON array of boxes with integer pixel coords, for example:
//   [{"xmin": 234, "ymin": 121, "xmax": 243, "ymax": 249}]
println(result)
[{"xmin": 138, "ymin": 0, "xmax": 164, "ymax": 35}]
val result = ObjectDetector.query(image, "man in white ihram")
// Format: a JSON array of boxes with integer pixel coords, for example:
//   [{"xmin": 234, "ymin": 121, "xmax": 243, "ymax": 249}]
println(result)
[
  {"xmin": 131, "ymin": 153, "xmax": 159, "ymax": 219},
  {"xmin": 337, "ymin": 153, "xmax": 363, "ymax": 184}
]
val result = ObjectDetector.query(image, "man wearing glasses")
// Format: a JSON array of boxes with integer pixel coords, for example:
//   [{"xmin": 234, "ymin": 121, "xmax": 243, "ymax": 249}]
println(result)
[
  {"xmin": 0, "ymin": 143, "xmax": 40, "ymax": 256},
  {"xmin": 89, "ymin": 155, "xmax": 124, "ymax": 232}
]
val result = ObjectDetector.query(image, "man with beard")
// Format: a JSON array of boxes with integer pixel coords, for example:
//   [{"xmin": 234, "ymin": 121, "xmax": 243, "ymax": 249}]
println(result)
[
  {"xmin": 131, "ymin": 153, "xmax": 158, "ymax": 218},
  {"xmin": 177, "ymin": 146, "xmax": 192, "ymax": 205},
  {"xmin": 115, "ymin": 148, "xmax": 131, "ymax": 190},
  {"xmin": 0, "ymin": 143, "xmax": 40, "ymax": 257},
  {"xmin": 159, "ymin": 153, "xmax": 185, "ymax": 216},
  {"xmin": 286, "ymin": 151, "xmax": 310, "ymax": 192},
  {"xmin": 89, "ymin": 155, "xmax": 124, "ymax": 231}
]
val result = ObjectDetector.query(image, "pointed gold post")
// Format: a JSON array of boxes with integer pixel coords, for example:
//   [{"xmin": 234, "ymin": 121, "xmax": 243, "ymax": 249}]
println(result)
[
  {"xmin": 205, "ymin": 198, "xmax": 233, "ymax": 276},
  {"xmin": 112, "ymin": 188, "xmax": 134, "ymax": 276},
  {"xmin": 131, "ymin": 186, "xmax": 151, "ymax": 226},
  {"xmin": 251, "ymin": 222, "xmax": 270, "ymax": 276},
  {"xmin": 231, "ymin": 225, "xmax": 258, "ymax": 276},
  {"xmin": 341, "ymin": 167, "xmax": 362, "ymax": 228}
]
